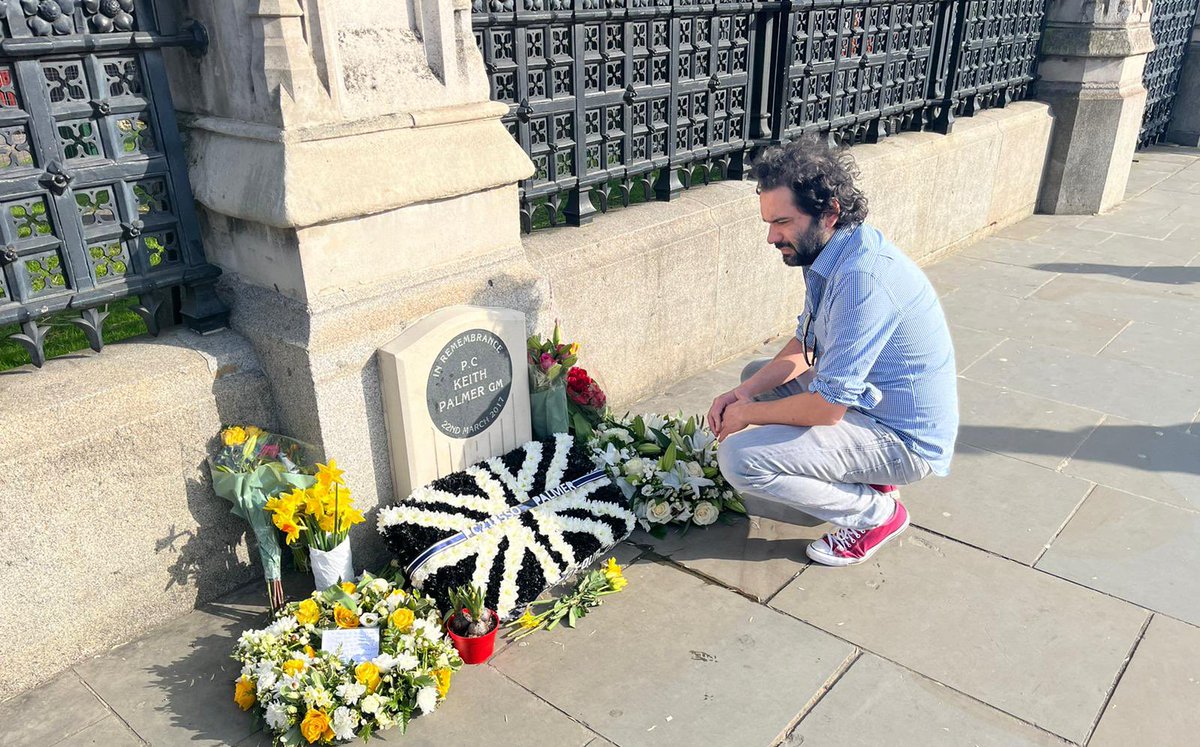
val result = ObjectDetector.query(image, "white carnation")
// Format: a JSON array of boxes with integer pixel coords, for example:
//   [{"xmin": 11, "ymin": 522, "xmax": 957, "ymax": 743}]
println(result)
[
  {"xmin": 331, "ymin": 707, "xmax": 357, "ymax": 741},
  {"xmin": 265, "ymin": 700, "xmax": 290, "ymax": 730}
]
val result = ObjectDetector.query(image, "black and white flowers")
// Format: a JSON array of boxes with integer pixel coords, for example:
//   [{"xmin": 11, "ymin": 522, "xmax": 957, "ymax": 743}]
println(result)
[{"xmin": 378, "ymin": 434, "xmax": 635, "ymax": 621}]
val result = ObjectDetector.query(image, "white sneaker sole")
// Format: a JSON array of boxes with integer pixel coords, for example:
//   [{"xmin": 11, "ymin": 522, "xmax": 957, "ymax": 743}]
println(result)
[{"xmin": 805, "ymin": 513, "xmax": 912, "ymax": 567}]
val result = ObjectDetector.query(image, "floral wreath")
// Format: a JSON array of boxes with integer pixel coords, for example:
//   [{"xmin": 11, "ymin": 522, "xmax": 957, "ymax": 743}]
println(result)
[{"xmin": 233, "ymin": 572, "xmax": 461, "ymax": 745}]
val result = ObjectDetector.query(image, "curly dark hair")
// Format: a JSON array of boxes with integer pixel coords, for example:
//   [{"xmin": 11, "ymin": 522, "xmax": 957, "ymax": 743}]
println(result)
[{"xmin": 750, "ymin": 138, "xmax": 868, "ymax": 227}]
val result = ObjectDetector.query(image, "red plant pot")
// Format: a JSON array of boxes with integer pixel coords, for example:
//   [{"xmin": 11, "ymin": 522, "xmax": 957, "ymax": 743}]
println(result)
[{"xmin": 445, "ymin": 609, "xmax": 500, "ymax": 665}]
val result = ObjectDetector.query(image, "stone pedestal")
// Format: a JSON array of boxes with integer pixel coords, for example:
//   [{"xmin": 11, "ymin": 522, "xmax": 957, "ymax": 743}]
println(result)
[
  {"xmin": 163, "ymin": 1, "xmax": 541, "ymax": 565},
  {"xmin": 1037, "ymin": 0, "xmax": 1155, "ymax": 214},
  {"xmin": 1167, "ymin": 6, "xmax": 1200, "ymax": 146}
]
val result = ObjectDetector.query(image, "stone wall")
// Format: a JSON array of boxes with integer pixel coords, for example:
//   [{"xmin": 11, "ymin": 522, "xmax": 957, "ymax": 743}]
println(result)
[
  {"xmin": 0, "ymin": 330, "xmax": 276, "ymax": 700},
  {"xmin": 540, "ymin": 102, "xmax": 1054, "ymax": 408}
]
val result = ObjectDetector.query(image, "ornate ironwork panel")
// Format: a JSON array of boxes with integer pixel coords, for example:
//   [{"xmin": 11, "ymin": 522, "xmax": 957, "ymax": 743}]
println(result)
[
  {"xmin": 1140, "ymin": 0, "xmax": 1198, "ymax": 148},
  {"xmin": 773, "ymin": 0, "xmax": 942, "ymax": 144},
  {"xmin": 937, "ymin": 0, "xmax": 1045, "ymax": 123},
  {"xmin": 0, "ymin": 0, "xmax": 223, "ymax": 367},
  {"xmin": 476, "ymin": 0, "xmax": 1051, "ymax": 232},
  {"xmin": 474, "ymin": 0, "xmax": 762, "ymax": 230}
]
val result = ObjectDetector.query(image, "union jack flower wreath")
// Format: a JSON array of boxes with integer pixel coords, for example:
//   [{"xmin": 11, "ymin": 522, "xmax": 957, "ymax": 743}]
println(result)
[{"xmin": 377, "ymin": 434, "xmax": 635, "ymax": 621}]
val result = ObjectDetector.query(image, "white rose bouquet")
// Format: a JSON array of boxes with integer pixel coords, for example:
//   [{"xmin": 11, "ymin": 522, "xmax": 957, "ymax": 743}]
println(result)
[{"xmin": 588, "ymin": 413, "xmax": 745, "ymax": 534}]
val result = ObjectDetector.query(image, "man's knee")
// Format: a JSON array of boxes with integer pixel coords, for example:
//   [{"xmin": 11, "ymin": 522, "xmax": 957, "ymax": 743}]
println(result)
[
  {"xmin": 717, "ymin": 433, "xmax": 765, "ymax": 492},
  {"xmin": 740, "ymin": 357, "xmax": 772, "ymax": 384}
]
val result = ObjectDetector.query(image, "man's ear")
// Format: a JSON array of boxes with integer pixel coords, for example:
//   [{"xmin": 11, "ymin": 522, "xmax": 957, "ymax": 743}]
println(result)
[{"xmin": 824, "ymin": 198, "xmax": 841, "ymax": 230}]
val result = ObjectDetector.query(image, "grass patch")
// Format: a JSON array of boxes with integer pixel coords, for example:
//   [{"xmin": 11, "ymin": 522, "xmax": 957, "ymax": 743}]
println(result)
[{"xmin": 0, "ymin": 296, "xmax": 150, "ymax": 371}]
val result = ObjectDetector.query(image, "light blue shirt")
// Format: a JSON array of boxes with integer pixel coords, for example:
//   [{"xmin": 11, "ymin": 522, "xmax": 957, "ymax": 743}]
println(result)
[{"xmin": 798, "ymin": 222, "xmax": 959, "ymax": 476}]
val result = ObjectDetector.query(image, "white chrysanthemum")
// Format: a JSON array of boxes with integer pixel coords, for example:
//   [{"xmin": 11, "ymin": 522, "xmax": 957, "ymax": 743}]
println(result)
[
  {"xmin": 392, "ymin": 652, "xmax": 420, "ymax": 671},
  {"xmin": 335, "ymin": 681, "xmax": 366, "ymax": 705},
  {"xmin": 265, "ymin": 616, "xmax": 298, "ymax": 636},
  {"xmin": 416, "ymin": 686, "xmax": 439, "ymax": 715}
]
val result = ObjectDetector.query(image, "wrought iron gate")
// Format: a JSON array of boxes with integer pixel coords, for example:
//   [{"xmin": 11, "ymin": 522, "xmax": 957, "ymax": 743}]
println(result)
[
  {"xmin": 1140, "ymin": 0, "xmax": 1199, "ymax": 148},
  {"xmin": 0, "ymin": 0, "xmax": 224, "ymax": 367}
]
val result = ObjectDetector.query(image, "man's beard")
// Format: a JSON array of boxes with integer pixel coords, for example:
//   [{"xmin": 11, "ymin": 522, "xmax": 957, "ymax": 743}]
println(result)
[{"xmin": 777, "ymin": 222, "xmax": 832, "ymax": 267}]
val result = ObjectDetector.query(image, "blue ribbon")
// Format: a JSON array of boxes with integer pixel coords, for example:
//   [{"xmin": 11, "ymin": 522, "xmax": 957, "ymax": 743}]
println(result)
[{"xmin": 404, "ymin": 469, "xmax": 607, "ymax": 581}]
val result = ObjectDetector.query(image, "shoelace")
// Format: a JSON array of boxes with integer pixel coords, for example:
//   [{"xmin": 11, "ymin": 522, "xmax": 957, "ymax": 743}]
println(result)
[{"xmin": 828, "ymin": 527, "xmax": 866, "ymax": 552}]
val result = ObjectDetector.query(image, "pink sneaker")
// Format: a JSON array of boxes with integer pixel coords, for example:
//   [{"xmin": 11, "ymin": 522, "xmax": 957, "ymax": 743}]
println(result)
[{"xmin": 806, "ymin": 500, "xmax": 911, "ymax": 567}]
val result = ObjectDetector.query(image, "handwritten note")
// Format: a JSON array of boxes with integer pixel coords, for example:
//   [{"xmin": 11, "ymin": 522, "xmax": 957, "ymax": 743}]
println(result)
[{"xmin": 320, "ymin": 628, "xmax": 380, "ymax": 664}]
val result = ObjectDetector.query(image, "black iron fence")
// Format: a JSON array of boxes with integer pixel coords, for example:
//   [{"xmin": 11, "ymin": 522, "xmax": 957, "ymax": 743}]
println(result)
[
  {"xmin": 474, "ymin": 0, "xmax": 1047, "ymax": 231},
  {"xmin": 0, "ymin": 0, "xmax": 225, "ymax": 368},
  {"xmin": 1139, "ymin": 0, "xmax": 1199, "ymax": 149}
]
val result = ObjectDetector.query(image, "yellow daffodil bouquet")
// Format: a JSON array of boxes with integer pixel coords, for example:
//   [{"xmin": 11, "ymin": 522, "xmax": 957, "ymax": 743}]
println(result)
[
  {"xmin": 265, "ymin": 459, "xmax": 367, "ymax": 591},
  {"xmin": 232, "ymin": 572, "xmax": 462, "ymax": 745},
  {"xmin": 209, "ymin": 425, "xmax": 320, "ymax": 610}
]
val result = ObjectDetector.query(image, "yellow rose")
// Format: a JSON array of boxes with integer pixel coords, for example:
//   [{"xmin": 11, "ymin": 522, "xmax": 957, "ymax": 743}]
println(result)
[
  {"xmin": 340, "ymin": 581, "xmax": 357, "ymax": 594},
  {"xmin": 234, "ymin": 676, "xmax": 256, "ymax": 711},
  {"xmin": 245, "ymin": 425, "xmax": 265, "ymax": 438},
  {"xmin": 282, "ymin": 658, "xmax": 306, "ymax": 676},
  {"xmin": 300, "ymin": 709, "xmax": 333, "ymax": 744},
  {"xmin": 221, "ymin": 426, "xmax": 247, "ymax": 447},
  {"xmin": 333, "ymin": 605, "xmax": 359, "ymax": 629},
  {"xmin": 303, "ymin": 645, "xmax": 317, "ymax": 658},
  {"xmin": 389, "ymin": 608, "xmax": 414, "ymax": 631},
  {"xmin": 354, "ymin": 662, "xmax": 382, "ymax": 694},
  {"xmin": 434, "ymin": 668, "xmax": 452, "ymax": 699},
  {"xmin": 295, "ymin": 599, "xmax": 320, "ymax": 626}
]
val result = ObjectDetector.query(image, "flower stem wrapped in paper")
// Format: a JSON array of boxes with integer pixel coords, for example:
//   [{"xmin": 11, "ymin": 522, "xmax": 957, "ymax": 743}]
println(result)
[
  {"xmin": 209, "ymin": 426, "xmax": 319, "ymax": 610},
  {"xmin": 526, "ymin": 321, "xmax": 578, "ymax": 439}
]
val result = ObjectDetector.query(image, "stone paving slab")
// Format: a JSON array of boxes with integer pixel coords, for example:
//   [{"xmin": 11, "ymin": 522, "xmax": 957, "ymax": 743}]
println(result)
[
  {"xmin": 630, "ymin": 514, "xmax": 822, "ymax": 602},
  {"xmin": 785, "ymin": 654, "xmax": 1070, "ymax": 747},
  {"xmin": 770, "ymin": 529, "xmax": 1148, "ymax": 743},
  {"xmin": 376, "ymin": 665, "xmax": 600, "ymax": 746},
  {"xmin": 57, "ymin": 716, "xmax": 142, "ymax": 746},
  {"xmin": 904, "ymin": 444, "xmax": 1093, "ymax": 565},
  {"xmin": 1033, "ymin": 273, "xmax": 1200, "ymax": 331},
  {"xmin": 965, "ymin": 338, "xmax": 1200, "ymax": 428},
  {"xmin": 1088, "ymin": 614, "xmax": 1200, "ymax": 747},
  {"xmin": 923, "ymin": 256, "xmax": 1060, "ymax": 298},
  {"xmin": 0, "ymin": 670, "xmax": 110, "ymax": 747},
  {"xmin": 1036, "ymin": 486, "xmax": 1200, "ymax": 626},
  {"xmin": 940, "ymin": 288, "xmax": 1129, "ymax": 355},
  {"xmin": 493, "ymin": 557, "xmax": 856, "ymax": 747},
  {"xmin": 957, "ymin": 235, "xmax": 1069, "ymax": 268},
  {"xmin": 1062, "ymin": 415, "xmax": 1200, "ymax": 511},
  {"xmin": 1098, "ymin": 320, "xmax": 1200, "ymax": 377},
  {"xmin": 948, "ymin": 324, "xmax": 1006, "ymax": 371},
  {"xmin": 72, "ymin": 602, "xmax": 263, "ymax": 747},
  {"xmin": 954, "ymin": 377, "xmax": 1105, "ymax": 469}
]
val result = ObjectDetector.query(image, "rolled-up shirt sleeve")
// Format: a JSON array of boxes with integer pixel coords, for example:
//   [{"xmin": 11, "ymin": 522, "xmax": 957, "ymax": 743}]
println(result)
[{"xmin": 807, "ymin": 270, "xmax": 901, "ymax": 410}]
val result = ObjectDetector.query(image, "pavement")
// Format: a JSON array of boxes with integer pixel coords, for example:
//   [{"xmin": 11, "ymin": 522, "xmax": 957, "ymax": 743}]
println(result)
[{"xmin": 4, "ymin": 146, "xmax": 1200, "ymax": 747}]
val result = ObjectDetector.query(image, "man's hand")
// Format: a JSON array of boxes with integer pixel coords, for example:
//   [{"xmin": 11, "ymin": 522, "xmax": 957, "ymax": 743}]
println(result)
[
  {"xmin": 717, "ymin": 400, "xmax": 754, "ymax": 441},
  {"xmin": 708, "ymin": 387, "xmax": 750, "ymax": 433}
]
